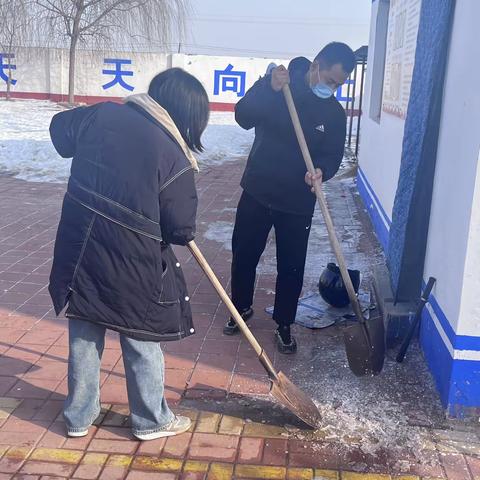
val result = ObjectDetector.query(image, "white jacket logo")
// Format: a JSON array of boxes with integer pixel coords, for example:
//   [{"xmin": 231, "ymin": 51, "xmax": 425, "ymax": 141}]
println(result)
[{"xmin": 315, "ymin": 124, "xmax": 325, "ymax": 133}]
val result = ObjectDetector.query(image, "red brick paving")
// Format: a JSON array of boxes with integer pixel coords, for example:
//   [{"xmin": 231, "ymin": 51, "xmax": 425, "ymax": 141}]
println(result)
[
  {"xmin": 237, "ymin": 437, "xmax": 264, "ymax": 464},
  {"xmin": 21, "ymin": 462, "xmax": 76, "ymax": 476},
  {"xmin": 0, "ymin": 159, "xmax": 478, "ymax": 479},
  {"xmin": 189, "ymin": 432, "xmax": 239, "ymax": 461},
  {"xmin": 441, "ymin": 453, "xmax": 472, "ymax": 480},
  {"xmin": 262, "ymin": 438, "xmax": 288, "ymax": 466}
]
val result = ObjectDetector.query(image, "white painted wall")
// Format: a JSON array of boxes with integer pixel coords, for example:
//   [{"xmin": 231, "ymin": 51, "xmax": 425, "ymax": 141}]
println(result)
[
  {"xmin": 424, "ymin": 0, "xmax": 480, "ymax": 336},
  {"xmin": 358, "ymin": 0, "xmax": 406, "ymax": 220},
  {"xmin": 360, "ymin": 0, "xmax": 480, "ymax": 338},
  {"xmin": 4, "ymin": 47, "xmax": 50, "ymax": 94},
  {"xmin": 2, "ymin": 47, "xmax": 361, "ymax": 110},
  {"xmin": 0, "ymin": 47, "xmax": 289, "ymax": 104},
  {"xmin": 73, "ymin": 51, "xmax": 169, "ymax": 97},
  {"xmin": 172, "ymin": 54, "xmax": 288, "ymax": 104},
  {"xmin": 458, "ymin": 150, "xmax": 480, "ymax": 337}
]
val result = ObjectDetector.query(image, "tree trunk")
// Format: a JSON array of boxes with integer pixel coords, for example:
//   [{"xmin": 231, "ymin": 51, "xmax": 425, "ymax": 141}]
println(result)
[
  {"xmin": 6, "ymin": 67, "xmax": 12, "ymax": 100},
  {"xmin": 68, "ymin": 34, "xmax": 78, "ymax": 104}
]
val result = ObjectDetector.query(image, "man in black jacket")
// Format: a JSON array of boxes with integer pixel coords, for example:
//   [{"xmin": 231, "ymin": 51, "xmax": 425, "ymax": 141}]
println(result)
[{"xmin": 224, "ymin": 42, "xmax": 356, "ymax": 353}]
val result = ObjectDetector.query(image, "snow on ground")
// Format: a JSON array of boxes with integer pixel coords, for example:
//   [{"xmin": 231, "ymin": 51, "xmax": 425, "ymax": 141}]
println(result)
[
  {"xmin": 0, "ymin": 100, "xmax": 66, "ymax": 183},
  {"xmin": 204, "ymin": 221, "xmax": 234, "ymax": 250},
  {"xmin": 198, "ymin": 111, "xmax": 254, "ymax": 167},
  {"xmin": 0, "ymin": 99, "xmax": 253, "ymax": 183}
]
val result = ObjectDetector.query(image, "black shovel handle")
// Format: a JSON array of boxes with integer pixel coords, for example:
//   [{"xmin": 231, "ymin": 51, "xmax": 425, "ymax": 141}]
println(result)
[{"xmin": 396, "ymin": 277, "xmax": 436, "ymax": 363}]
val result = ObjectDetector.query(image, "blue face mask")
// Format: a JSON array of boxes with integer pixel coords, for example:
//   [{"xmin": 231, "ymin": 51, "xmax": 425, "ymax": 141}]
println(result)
[{"xmin": 311, "ymin": 83, "xmax": 334, "ymax": 99}]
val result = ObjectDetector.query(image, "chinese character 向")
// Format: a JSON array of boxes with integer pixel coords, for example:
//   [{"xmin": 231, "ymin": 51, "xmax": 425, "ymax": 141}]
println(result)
[
  {"xmin": 335, "ymin": 79, "xmax": 354, "ymax": 102},
  {"xmin": 102, "ymin": 59, "xmax": 134, "ymax": 91},
  {"xmin": 0, "ymin": 53, "xmax": 17, "ymax": 85},
  {"xmin": 213, "ymin": 64, "xmax": 246, "ymax": 97}
]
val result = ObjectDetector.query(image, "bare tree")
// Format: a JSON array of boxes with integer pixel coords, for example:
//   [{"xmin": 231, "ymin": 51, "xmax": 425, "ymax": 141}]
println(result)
[
  {"xmin": 35, "ymin": 0, "xmax": 188, "ymax": 104},
  {"xmin": 0, "ymin": 0, "xmax": 32, "ymax": 100}
]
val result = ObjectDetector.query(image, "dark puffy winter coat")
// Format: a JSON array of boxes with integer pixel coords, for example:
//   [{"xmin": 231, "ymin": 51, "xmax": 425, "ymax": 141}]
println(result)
[
  {"xmin": 236, "ymin": 57, "xmax": 346, "ymax": 216},
  {"xmin": 48, "ymin": 101, "xmax": 197, "ymax": 341}
]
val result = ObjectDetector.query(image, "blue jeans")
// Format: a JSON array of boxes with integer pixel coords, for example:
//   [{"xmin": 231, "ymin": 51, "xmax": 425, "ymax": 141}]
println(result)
[{"xmin": 64, "ymin": 318, "xmax": 174, "ymax": 435}]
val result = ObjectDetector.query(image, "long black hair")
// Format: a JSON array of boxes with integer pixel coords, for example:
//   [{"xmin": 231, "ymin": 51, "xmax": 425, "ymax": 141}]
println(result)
[{"xmin": 148, "ymin": 68, "xmax": 210, "ymax": 153}]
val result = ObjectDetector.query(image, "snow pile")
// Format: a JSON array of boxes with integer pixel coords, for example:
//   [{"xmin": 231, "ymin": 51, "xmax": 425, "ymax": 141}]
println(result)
[
  {"xmin": 198, "ymin": 111, "xmax": 254, "ymax": 167},
  {"xmin": 0, "ymin": 100, "xmax": 67, "ymax": 183},
  {"xmin": 0, "ymin": 99, "xmax": 253, "ymax": 183}
]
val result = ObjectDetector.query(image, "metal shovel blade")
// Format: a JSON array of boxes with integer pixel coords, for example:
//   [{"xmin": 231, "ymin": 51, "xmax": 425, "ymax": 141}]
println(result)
[
  {"xmin": 188, "ymin": 241, "xmax": 322, "ymax": 430},
  {"xmin": 270, "ymin": 371, "xmax": 322, "ymax": 429},
  {"xmin": 343, "ymin": 314, "xmax": 385, "ymax": 376}
]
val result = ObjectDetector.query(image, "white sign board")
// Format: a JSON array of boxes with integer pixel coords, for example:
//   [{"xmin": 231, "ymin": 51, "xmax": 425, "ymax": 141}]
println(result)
[{"xmin": 382, "ymin": 0, "xmax": 422, "ymax": 119}]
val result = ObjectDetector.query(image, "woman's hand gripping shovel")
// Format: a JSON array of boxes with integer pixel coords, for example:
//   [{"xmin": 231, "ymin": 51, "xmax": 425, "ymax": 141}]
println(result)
[
  {"xmin": 282, "ymin": 84, "xmax": 385, "ymax": 376},
  {"xmin": 188, "ymin": 240, "xmax": 322, "ymax": 428}
]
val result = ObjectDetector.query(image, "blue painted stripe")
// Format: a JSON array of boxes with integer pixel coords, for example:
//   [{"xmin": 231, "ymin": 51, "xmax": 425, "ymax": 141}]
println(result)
[
  {"xmin": 454, "ymin": 335, "xmax": 480, "ymax": 352},
  {"xmin": 420, "ymin": 306, "xmax": 453, "ymax": 406},
  {"xmin": 422, "ymin": 282, "xmax": 480, "ymax": 352},
  {"xmin": 423, "ymin": 280, "xmax": 456, "ymax": 348},
  {"xmin": 448, "ymin": 359, "xmax": 480, "ymax": 413},
  {"xmin": 356, "ymin": 170, "xmax": 390, "ymax": 251},
  {"xmin": 358, "ymin": 167, "xmax": 392, "ymax": 226},
  {"xmin": 421, "ymin": 304, "xmax": 480, "ymax": 411}
]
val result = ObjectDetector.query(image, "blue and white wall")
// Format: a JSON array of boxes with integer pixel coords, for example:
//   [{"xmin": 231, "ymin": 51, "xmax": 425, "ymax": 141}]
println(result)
[
  {"xmin": 0, "ymin": 48, "xmax": 362, "ymax": 112},
  {"xmin": 358, "ymin": 0, "xmax": 480, "ymax": 416}
]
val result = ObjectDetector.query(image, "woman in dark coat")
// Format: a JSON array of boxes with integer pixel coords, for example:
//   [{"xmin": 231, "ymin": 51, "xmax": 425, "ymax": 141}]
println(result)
[{"xmin": 48, "ymin": 68, "xmax": 209, "ymax": 441}]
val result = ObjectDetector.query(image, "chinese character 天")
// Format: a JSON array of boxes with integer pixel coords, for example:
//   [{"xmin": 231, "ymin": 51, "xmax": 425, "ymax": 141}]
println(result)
[
  {"xmin": 213, "ymin": 64, "xmax": 246, "ymax": 97},
  {"xmin": 102, "ymin": 59, "xmax": 134, "ymax": 91},
  {"xmin": 0, "ymin": 53, "xmax": 17, "ymax": 85}
]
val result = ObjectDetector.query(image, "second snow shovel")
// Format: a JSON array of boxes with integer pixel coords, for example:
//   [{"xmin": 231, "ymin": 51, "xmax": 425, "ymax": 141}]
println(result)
[
  {"xmin": 188, "ymin": 240, "xmax": 322, "ymax": 429},
  {"xmin": 282, "ymin": 84, "xmax": 385, "ymax": 376}
]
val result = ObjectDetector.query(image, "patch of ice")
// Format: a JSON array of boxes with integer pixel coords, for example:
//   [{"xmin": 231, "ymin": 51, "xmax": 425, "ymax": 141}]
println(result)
[
  {"xmin": 203, "ymin": 220, "xmax": 234, "ymax": 250},
  {"xmin": 282, "ymin": 349, "xmax": 442, "ymax": 463}
]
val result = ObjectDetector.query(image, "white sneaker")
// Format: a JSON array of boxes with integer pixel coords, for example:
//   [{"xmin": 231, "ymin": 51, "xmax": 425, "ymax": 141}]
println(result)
[
  {"xmin": 133, "ymin": 415, "xmax": 192, "ymax": 441},
  {"xmin": 67, "ymin": 428, "xmax": 89, "ymax": 437}
]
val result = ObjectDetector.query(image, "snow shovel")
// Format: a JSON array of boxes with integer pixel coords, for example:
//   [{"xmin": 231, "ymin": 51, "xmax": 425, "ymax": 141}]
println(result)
[
  {"xmin": 188, "ymin": 240, "xmax": 322, "ymax": 428},
  {"xmin": 282, "ymin": 84, "xmax": 385, "ymax": 376}
]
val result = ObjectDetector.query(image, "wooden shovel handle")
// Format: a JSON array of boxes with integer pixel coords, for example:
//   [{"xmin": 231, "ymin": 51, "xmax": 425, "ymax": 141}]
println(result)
[
  {"xmin": 187, "ymin": 240, "xmax": 278, "ymax": 379},
  {"xmin": 282, "ymin": 84, "xmax": 364, "ymax": 322}
]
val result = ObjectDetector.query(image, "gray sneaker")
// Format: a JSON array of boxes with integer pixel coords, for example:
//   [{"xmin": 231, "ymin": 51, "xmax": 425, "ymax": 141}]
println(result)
[
  {"xmin": 67, "ymin": 428, "xmax": 89, "ymax": 438},
  {"xmin": 133, "ymin": 415, "xmax": 191, "ymax": 441}
]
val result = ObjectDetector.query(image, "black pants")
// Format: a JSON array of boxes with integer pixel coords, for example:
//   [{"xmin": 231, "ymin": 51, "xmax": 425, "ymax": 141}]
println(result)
[{"xmin": 231, "ymin": 191, "xmax": 312, "ymax": 327}]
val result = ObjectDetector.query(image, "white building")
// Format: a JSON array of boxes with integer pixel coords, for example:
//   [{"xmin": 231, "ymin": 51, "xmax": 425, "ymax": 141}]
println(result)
[{"xmin": 359, "ymin": 0, "xmax": 479, "ymax": 417}]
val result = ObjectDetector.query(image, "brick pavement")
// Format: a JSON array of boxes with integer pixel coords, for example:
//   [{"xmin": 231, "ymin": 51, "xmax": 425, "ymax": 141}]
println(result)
[{"xmin": 0, "ymin": 159, "xmax": 479, "ymax": 479}]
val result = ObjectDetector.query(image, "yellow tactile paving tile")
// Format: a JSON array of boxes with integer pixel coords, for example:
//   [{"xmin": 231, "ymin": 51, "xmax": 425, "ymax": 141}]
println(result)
[
  {"xmin": 235, "ymin": 463, "xmax": 287, "ymax": 478},
  {"xmin": 287, "ymin": 467, "xmax": 315, "ymax": 479},
  {"xmin": 341, "ymin": 473, "xmax": 391, "ymax": 480},
  {"xmin": 29, "ymin": 447, "xmax": 83, "ymax": 464},
  {"xmin": 2, "ymin": 446, "xmax": 32, "ymax": 460},
  {"xmin": 106, "ymin": 453, "xmax": 134, "ymax": 467},
  {"xmin": 315, "ymin": 469, "xmax": 339, "ymax": 480},
  {"xmin": 0, "ymin": 442, "xmax": 453, "ymax": 480},
  {"xmin": 184, "ymin": 459, "xmax": 210, "ymax": 472},
  {"xmin": 132, "ymin": 455, "xmax": 183, "ymax": 471},
  {"xmin": 207, "ymin": 461, "xmax": 235, "ymax": 479}
]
